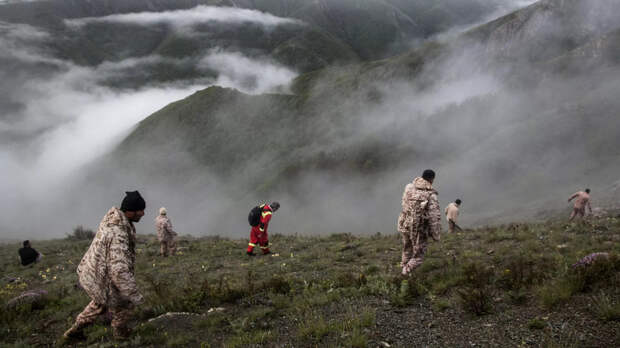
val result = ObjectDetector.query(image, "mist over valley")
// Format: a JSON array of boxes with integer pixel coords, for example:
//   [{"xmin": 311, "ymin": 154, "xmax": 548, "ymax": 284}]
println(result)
[{"xmin": 1, "ymin": 0, "xmax": 619, "ymax": 239}]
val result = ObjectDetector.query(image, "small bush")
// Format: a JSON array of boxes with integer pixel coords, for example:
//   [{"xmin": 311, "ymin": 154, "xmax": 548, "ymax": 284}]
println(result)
[
  {"xmin": 334, "ymin": 272, "xmax": 367, "ymax": 289},
  {"xmin": 590, "ymin": 292, "xmax": 620, "ymax": 321},
  {"xmin": 499, "ymin": 254, "xmax": 555, "ymax": 290},
  {"xmin": 390, "ymin": 277, "xmax": 423, "ymax": 307},
  {"xmin": 224, "ymin": 329, "xmax": 273, "ymax": 348},
  {"xmin": 507, "ymin": 289, "xmax": 528, "ymax": 305},
  {"xmin": 297, "ymin": 314, "xmax": 330, "ymax": 342},
  {"xmin": 66, "ymin": 225, "xmax": 95, "ymax": 240},
  {"xmin": 261, "ymin": 276, "xmax": 291, "ymax": 294},
  {"xmin": 538, "ymin": 278, "xmax": 575, "ymax": 309},
  {"xmin": 346, "ymin": 328, "xmax": 368, "ymax": 348},
  {"xmin": 457, "ymin": 262, "xmax": 494, "ymax": 315},
  {"xmin": 570, "ymin": 254, "xmax": 619, "ymax": 292},
  {"xmin": 527, "ymin": 317, "xmax": 546, "ymax": 330},
  {"xmin": 432, "ymin": 298, "xmax": 452, "ymax": 311}
]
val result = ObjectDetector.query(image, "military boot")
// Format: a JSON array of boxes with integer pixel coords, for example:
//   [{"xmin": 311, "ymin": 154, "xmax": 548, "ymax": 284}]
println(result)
[{"xmin": 62, "ymin": 323, "xmax": 87, "ymax": 341}]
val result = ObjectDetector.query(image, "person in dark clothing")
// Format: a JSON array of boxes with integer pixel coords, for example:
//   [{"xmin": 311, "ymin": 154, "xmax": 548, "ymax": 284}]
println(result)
[{"xmin": 18, "ymin": 240, "xmax": 42, "ymax": 266}]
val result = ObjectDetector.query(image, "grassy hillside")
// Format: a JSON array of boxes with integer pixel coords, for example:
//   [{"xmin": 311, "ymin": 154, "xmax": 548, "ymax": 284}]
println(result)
[{"xmin": 1, "ymin": 216, "xmax": 619, "ymax": 347}]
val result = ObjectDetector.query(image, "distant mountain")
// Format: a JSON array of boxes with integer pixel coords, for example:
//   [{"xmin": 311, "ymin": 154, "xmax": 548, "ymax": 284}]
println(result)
[
  {"xmin": 0, "ymin": 0, "xmax": 519, "ymax": 73},
  {"xmin": 465, "ymin": 0, "xmax": 619, "ymax": 62}
]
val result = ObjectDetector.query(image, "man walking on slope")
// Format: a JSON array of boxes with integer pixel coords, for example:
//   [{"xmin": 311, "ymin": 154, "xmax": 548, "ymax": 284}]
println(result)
[
  {"xmin": 247, "ymin": 202, "xmax": 280, "ymax": 256},
  {"xmin": 568, "ymin": 188, "xmax": 592, "ymax": 221},
  {"xmin": 398, "ymin": 170, "xmax": 441, "ymax": 276},
  {"xmin": 64, "ymin": 191, "xmax": 146, "ymax": 341},
  {"xmin": 445, "ymin": 199, "xmax": 462, "ymax": 233},
  {"xmin": 156, "ymin": 207, "xmax": 177, "ymax": 257}
]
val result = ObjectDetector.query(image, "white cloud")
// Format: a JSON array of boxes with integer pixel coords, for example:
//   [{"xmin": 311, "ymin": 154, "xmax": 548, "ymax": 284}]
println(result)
[
  {"xmin": 0, "ymin": 17, "xmax": 299, "ymax": 238},
  {"xmin": 199, "ymin": 50, "xmax": 297, "ymax": 94},
  {"xmin": 66, "ymin": 5, "xmax": 301, "ymax": 28}
]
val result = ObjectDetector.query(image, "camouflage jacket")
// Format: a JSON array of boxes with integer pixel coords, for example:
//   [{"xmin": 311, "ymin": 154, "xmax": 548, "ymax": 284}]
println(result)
[
  {"xmin": 77, "ymin": 207, "xmax": 143, "ymax": 305},
  {"xmin": 397, "ymin": 177, "xmax": 441, "ymax": 240},
  {"xmin": 155, "ymin": 215, "xmax": 176, "ymax": 242}
]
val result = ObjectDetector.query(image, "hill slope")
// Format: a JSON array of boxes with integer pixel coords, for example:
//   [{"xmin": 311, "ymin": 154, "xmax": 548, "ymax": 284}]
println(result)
[{"xmin": 1, "ymin": 216, "xmax": 619, "ymax": 346}]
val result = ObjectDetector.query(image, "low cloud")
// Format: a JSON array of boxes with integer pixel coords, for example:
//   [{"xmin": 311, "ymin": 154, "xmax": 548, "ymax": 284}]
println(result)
[
  {"xmin": 66, "ymin": 5, "xmax": 301, "ymax": 29},
  {"xmin": 199, "ymin": 51, "xmax": 297, "ymax": 94},
  {"xmin": 0, "ymin": 21, "xmax": 299, "ymax": 239}
]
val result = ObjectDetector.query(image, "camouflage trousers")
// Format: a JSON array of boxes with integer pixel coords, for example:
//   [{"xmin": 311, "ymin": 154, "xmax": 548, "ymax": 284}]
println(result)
[
  {"xmin": 160, "ymin": 239, "xmax": 176, "ymax": 257},
  {"xmin": 401, "ymin": 229, "xmax": 428, "ymax": 276},
  {"xmin": 66, "ymin": 300, "xmax": 133, "ymax": 337},
  {"xmin": 448, "ymin": 220, "xmax": 456, "ymax": 234},
  {"xmin": 569, "ymin": 207, "xmax": 586, "ymax": 221}
]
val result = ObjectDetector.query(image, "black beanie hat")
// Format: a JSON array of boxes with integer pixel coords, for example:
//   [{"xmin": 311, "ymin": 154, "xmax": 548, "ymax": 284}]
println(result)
[
  {"xmin": 422, "ymin": 169, "xmax": 436, "ymax": 181},
  {"xmin": 121, "ymin": 191, "xmax": 146, "ymax": 212}
]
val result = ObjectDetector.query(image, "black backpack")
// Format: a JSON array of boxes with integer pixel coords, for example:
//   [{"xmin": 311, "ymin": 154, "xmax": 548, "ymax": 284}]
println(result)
[{"xmin": 248, "ymin": 205, "xmax": 264, "ymax": 227}]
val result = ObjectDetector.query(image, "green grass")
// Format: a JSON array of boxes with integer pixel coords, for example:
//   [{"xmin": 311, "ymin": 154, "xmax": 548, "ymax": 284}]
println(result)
[{"xmin": 1, "ymin": 216, "xmax": 619, "ymax": 346}]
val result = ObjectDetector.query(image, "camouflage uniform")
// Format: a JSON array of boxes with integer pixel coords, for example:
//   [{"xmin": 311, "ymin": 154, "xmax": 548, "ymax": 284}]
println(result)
[
  {"xmin": 155, "ymin": 215, "xmax": 177, "ymax": 257},
  {"xmin": 445, "ymin": 202, "xmax": 460, "ymax": 233},
  {"xmin": 568, "ymin": 191, "xmax": 592, "ymax": 221},
  {"xmin": 397, "ymin": 177, "xmax": 441, "ymax": 276},
  {"xmin": 64, "ymin": 207, "xmax": 143, "ymax": 339}
]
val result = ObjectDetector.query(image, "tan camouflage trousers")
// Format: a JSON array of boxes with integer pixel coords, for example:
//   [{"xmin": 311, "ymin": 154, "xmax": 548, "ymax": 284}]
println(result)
[
  {"xmin": 448, "ymin": 220, "xmax": 456, "ymax": 234},
  {"xmin": 401, "ymin": 228, "xmax": 428, "ymax": 276},
  {"xmin": 160, "ymin": 239, "xmax": 176, "ymax": 257},
  {"xmin": 569, "ymin": 207, "xmax": 586, "ymax": 221},
  {"xmin": 66, "ymin": 300, "xmax": 133, "ymax": 337}
]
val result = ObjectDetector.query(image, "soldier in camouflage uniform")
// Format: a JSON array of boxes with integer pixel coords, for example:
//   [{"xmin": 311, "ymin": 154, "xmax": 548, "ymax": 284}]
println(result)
[
  {"xmin": 397, "ymin": 170, "xmax": 441, "ymax": 276},
  {"xmin": 64, "ymin": 191, "xmax": 146, "ymax": 340},
  {"xmin": 155, "ymin": 207, "xmax": 177, "ymax": 257}
]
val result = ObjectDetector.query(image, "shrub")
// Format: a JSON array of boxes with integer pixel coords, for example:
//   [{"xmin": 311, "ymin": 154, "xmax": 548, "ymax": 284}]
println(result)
[
  {"xmin": 297, "ymin": 313, "xmax": 330, "ymax": 342},
  {"xmin": 390, "ymin": 277, "xmax": 423, "ymax": 307},
  {"xmin": 507, "ymin": 289, "xmax": 528, "ymax": 305},
  {"xmin": 537, "ymin": 278, "xmax": 575, "ymax": 309},
  {"xmin": 432, "ymin": 297, "xmax": 452, "ymax": 311},
  {"xmin": 261, "ymin": 276, "xmax": 291, "ymax": 294},
  {"xmin": 527, "ymin": 318, "xmax": 546, "ymax": 330},
  {"xmin": 590, "ymin": 292, "xmax": 620, "ymax": 322},
  {"xmin": 346, "ymin": 328, "xmax": 368, "ymax": 348},
  {"xmin": 499, "ymin": 254, "xmax": 555, "ymax": 290},
  {"xmin": 457, "ymin": 262, "xmax": 494, "ymax": 315},
  {"xmin": 334, "ymin": 272, "xmax": 367, "ymax": 289},
  {"xmin": 569, "ymin": 254, "xmax": 619, "ymax": 292},
  {"xmin": 66, "ymin": 225, "xmax": 95, "ymax": 240}
]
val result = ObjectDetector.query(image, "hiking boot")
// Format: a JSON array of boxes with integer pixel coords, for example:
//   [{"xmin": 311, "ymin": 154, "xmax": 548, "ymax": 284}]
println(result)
[
  {"xmin": 246, "ymin": 251, "xmax": 256, "ymax": 257},
  {"xmin": 62, "ymin": 325, "xmax": 86, "ymax": 342}
]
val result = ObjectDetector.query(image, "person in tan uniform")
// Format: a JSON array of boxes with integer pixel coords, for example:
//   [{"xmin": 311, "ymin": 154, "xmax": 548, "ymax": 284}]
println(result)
[
  {"xmin": 64, "ymin": 191, "xmax": 146, "ymax": 341},
  {"xmin": 397, "ymin": 169, "xmax": 441, "ymax": 276},
  {"xmin": 155, "ymin": 207, "xmax": 177, "ymax": 257},
  {"xmin": 568, "ymin": 188, "xmax": 592, "ymax": 221},
  {"xmin": 445, "ymin": 199, "xmax": 461, "ymax": 233}
]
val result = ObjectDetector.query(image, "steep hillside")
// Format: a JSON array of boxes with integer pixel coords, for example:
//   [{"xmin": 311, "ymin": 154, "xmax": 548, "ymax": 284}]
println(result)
[
  {"xmin": 113, "ymin": 86, "xmax": 409, "ymax": 192},
  {"xmin": 105, "ymin": 0, "xmax": 620, "ymax": 232},
  {"xmin": 465, "ymin": 0, "xmax": 620, "ymax": 62}
]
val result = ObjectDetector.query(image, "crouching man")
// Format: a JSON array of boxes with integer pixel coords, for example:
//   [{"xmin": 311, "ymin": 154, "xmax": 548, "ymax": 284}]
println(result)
[{"xmin": 64, "ymin": 191, "xmax": 146, "ymax": 341}]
